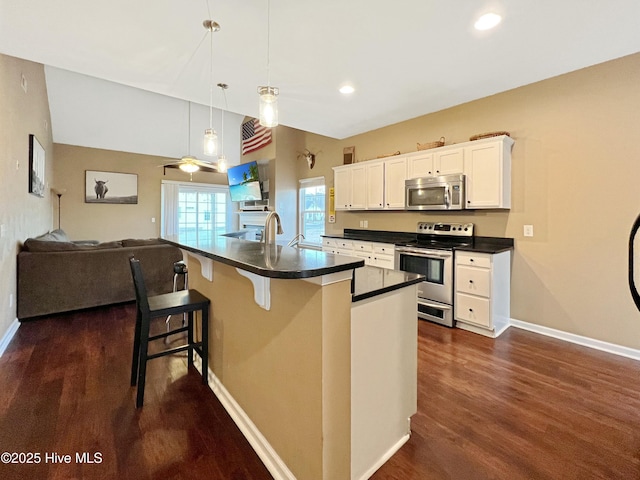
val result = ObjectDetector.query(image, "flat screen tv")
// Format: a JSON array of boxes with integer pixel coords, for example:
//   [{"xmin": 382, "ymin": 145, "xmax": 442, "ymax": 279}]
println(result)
[{"xmin": 227, "ymin": 161, "xmax": 262, "ymax": 202}]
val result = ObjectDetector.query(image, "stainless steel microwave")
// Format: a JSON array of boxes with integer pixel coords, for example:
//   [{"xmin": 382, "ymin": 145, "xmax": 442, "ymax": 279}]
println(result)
[{"xmin": 405, "ymin": 174, "xmax": 465, "ymax": 210}]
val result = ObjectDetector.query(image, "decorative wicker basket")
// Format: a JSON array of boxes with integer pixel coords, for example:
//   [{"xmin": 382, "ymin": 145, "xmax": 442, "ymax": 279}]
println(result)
[
  {"xmin": 376, "ymin": 151, "xmax": 401, "ymax": 159},
  {"xmin": 469, "ymin": 131, "xmax": 510, "ymax": 141},
  {"xmin": 417, "ymin": 136, "xmax": 445, "ymax": 151}
]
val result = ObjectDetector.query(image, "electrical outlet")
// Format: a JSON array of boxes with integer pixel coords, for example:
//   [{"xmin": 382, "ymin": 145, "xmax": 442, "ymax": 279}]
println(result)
[
  {"xmin": 151, "ymin": 217, "xmax": 156, "ymax": 223},
  {"xmin": 524, "ymin": 225, "xmax": 534, "ymax": 237},
  {"xmin": 359, "ymin": 220, "xmax": 364, "ymax": 227},
  {"xmin": 9, "ymin": 293, "xmax": 14, "ymax": 308},
  {"xmin": 21, "ymin": 74, "xmax": 27, "ymax": 93},
  {"xmin": 363, "ymin": 220, "xmax": 368, "ymax": 228}
]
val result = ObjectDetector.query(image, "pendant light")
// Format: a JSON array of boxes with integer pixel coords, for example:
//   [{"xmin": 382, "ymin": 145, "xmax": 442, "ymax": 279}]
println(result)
[
  {"xmin": 217, "ymin": 83, "xmax": 229, "ymax": 173},
  {"xmin": 203, "ymin": 19, "xmax": 220, "ymax": 156},
  {"xmin": 258, "ymin": 0, "xmax": 279, "ymax": 127}
]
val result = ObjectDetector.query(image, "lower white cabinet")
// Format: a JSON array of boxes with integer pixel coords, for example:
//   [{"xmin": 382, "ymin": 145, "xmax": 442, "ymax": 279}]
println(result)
[
  {"xmin": 454, "ymin": 250, "xmax": 511, "ymax": 337},
  {"xmin": 322, "ymin": 238, "xmax": 395, "ymax": 269}
]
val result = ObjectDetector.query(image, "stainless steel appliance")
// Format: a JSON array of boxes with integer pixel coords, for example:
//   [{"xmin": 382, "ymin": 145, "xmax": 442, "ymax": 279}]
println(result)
[
  {"xmin": 405, "ymin": 174, "xmax": 465, "ymax": 211},
  {"xmin": 395, "ymin": 222, "xmax": 474, "ymax": 326}
]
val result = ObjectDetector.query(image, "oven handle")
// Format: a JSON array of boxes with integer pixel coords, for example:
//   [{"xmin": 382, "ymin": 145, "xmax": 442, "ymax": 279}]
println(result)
[
  {"xmin": 417, "ymin": 298, "xmax": 452, "ymax": 311},
  {"xmin": 396, "ymin": 247, "xmax": 452, "ymax": 259}
]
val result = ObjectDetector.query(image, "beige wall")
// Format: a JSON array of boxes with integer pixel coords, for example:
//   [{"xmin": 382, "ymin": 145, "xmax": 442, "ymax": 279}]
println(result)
[
  {"xmin": 52, "ymin": 144, "xmax": 228, "ymax": 242},
  {"xmin": 298, "ymin": 52, "xmax": 640, "ymax": 350},
  {"xmin": 0, "ymin": 54, "xmax": 54, "ymax": 337}
]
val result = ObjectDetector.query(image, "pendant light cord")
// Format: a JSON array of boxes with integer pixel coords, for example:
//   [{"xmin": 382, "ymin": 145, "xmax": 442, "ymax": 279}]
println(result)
[
  {"xmin": 266, "ymin": 0, "xmax": 271, "ymax": 86},
  {"xmin": 209, "ymin": 29, "xmax": 214, "ymax": 128}
]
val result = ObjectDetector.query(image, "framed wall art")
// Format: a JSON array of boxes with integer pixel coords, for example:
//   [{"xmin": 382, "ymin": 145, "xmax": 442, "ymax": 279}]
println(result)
[
  {"xmin": 85, "ymin": 170, "xmax": 138, "ymax": 204},
  {"xmin": 29, "ymin": 134, "xmax": 45, "ymax": 197}
]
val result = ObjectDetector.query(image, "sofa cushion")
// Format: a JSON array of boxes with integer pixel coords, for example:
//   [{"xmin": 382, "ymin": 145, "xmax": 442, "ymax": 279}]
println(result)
[
  {"xmin": 23, "ymin": 239, "xmax": 123, "ymax": 252},
  {"xmin": 33, "ymin": 229, "xmax": 70, "ymax": 242},
  {"xmin": 121, "ymin": 238, "xmax": 162, "ymax": 247}
]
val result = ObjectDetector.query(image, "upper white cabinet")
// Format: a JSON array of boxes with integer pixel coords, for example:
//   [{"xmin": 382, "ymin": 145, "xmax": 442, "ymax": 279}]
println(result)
[
  {"xmin": 406, "ymin": 146, "xmax": 464, "ymax": 179},
  {"xmin": 333, "ymin": 135, "xmax": 514, "ymax": 211},
  {"xmin": 463, "ymin": 135, "xmax": 514, "ymax": 209},
  {"xmin": 334, "ymin": 164, "xmax": 366, "ymax": 210},
  {"xmin": 365, "ymin": 161, "xmax": 385, "ymax": 209},
  {"xmin": 383, "ymin": 157, "xmax": 407, "ymax": 209}
]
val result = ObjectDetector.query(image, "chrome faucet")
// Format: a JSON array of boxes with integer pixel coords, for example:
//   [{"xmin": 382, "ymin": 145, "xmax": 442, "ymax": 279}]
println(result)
[
  {"xmin": 287, "ymin": 233, "xmax": 305, "ymax": 247},
  {"xmin": 263, "ymin": 211, "xmax": 283, "ymax": 245}
]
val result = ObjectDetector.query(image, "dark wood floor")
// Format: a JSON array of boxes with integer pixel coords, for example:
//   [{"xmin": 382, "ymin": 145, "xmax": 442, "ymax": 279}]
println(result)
[{"xmin": 1, "ymin": 305, "xmax": 639, "ymax": 480}]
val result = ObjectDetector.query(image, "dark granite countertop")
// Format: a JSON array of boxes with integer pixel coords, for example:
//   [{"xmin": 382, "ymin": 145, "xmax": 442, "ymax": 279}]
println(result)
[
  {"xmin": 323, "ymin": 229, "xmax": 513, "ymax": 254},
  {"xmin": 352, "ymin": 266, "xmax": 425, "ymax": 302},
  {"xmin": 162, "ymin": 235, "xmax": 364, "ymax": 279}
]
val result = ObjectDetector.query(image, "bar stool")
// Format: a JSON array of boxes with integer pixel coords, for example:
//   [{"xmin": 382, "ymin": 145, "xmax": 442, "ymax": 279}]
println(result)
[
  {"xmin": 129, "ymin": 256, "xmax": 210, "ymax": 408},
  {"xmin": 165, "ymin": 261, "xmax": 189, "ymax": 342}
]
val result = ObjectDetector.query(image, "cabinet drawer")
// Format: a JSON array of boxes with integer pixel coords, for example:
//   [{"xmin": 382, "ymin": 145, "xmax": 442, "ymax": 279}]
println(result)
[
  {"xmin": 372, "ymin": 243, "xmax": 394, "ymax": 255},
  {"xmin": 371, "ymin": 255, "xmax": 395, "ymax": 270},
  {"xmin": 456, "ymin": 252, "xmax": 491, "ymax": 268},
  {"xmin": 455, "ymin": 293, "xmax": 491, "ymax": 328},
  {"xmin": 336, "ymin": 239, "xmax": 354, "ymax": 250},
  {"xmin": 323, "ymin": 238, "xmax": 337, "ymax": 248},
  {"xmin": 456, "ymin": 266, "xmax": 491, "ymax": 297},
  {"xmin": 353, "ymin": 241, "xmax": 373, "ymax": 252}
]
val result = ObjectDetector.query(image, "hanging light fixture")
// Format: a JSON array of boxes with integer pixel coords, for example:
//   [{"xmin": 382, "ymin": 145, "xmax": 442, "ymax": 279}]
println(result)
[
  {"xmin": 258, "ymin": 0, "xmax": 279, "ymax": 127},
  {"xmin": 203, "ymin": 19, "xmax": 220, "ymax": 156},
  {"xmin": 217, "ymin": 83, "xmax": 229, "ymax": 173}
]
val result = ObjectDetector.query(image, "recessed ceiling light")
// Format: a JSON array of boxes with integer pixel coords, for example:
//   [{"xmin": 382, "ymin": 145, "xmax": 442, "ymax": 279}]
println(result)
[
  {"xmin": 474, "ymin": 13, "xmax": 502, "ymax": 31},
  {"xmin": 339, "ymin": 85, "xmax": 355, "ymax": 95}
]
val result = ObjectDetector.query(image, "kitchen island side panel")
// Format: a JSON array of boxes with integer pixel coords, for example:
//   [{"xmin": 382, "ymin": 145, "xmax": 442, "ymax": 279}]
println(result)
[{"xmin": 187, "ymin": 256, "xmax": 352, "ymax": 480}]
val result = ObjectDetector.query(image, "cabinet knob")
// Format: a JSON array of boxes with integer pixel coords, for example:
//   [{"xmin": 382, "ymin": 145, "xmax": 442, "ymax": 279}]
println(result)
[
  {"xmin": 469, "ymin": 258, "xmax": 474, "ymax": 262},
  {"xmin": 469, "ymin": 280, "xmax": 474, "ymax": 283},
  {"xmin": 469, "ymin": 308, "xmax": 473, "ymax": 312},
  {"xmin": 436, "ymin": 170, "xmax": 440, "ymax": 174}
]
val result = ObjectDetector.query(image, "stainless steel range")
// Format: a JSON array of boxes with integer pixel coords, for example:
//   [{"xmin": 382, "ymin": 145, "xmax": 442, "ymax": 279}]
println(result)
[{"xmin": 394, "ymin": 222, "xmax": 474, "ymax": 327}]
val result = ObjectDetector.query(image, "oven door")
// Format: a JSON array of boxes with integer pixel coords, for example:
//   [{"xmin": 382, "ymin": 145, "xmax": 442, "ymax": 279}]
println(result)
[{"xmin": 394, "ymin": 247, "xmax": 453, "ymax": 305}]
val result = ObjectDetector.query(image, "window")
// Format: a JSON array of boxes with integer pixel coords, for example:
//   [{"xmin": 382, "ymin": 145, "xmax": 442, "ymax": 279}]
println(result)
[
  {"xmin": 299, "ymin": 177, "xmax": 325, "ymax": 247},
  {"xmin": 161, "ymin": 181, "xmax": 231, "ymax": 244}
]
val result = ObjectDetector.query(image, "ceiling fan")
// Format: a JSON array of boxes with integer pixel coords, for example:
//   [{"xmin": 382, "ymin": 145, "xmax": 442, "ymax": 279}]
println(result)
[
  {"xmin": 161, "ymin": 101, "xmax": 218, "ymax": 176},
  {"xmin": 162, "ymin": 155, "xmax": 218, "ymax": 174}
]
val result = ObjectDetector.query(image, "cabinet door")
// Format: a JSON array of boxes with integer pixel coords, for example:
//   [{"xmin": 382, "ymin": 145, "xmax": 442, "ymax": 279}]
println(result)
[
  {"xmin": 435, "ymin": 148, "xmax": 464, "ymax": 175},
  {"xmin": 464, "ymin": 142, "xmax": 503, "ymax": 208},
  {"xmin": 406, "ymin": 152, "xmax": 434, "ymax": 178},
  {"xmin": 366, "ymin": 161, "xmax": 385, "ymax": 209},
  {"xmin": 334, "ymin": 167, "xmax": 351, "ymax": 210},
  {"xmin": 384, "ymin": 157, "xmax": 407, "ymax": 209},
  {"xmin": 350, "ymin": 164, "xmax": 367, "ymax": 209}
]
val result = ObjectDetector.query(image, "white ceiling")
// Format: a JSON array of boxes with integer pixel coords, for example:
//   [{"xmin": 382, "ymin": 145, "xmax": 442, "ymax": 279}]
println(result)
[{"xmin": 2, "ymin": 0, "xmax": 640, "ymax": 143}]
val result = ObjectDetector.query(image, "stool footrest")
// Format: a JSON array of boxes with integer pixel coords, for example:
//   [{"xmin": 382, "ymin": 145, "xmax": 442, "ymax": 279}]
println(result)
[
  {"xmin": 149, "ymin": 325, "xmax": 189, "ymax": 342},
  {"xmin": 146, "ymin": 342, "xmax": 203, "ymax": 361}
]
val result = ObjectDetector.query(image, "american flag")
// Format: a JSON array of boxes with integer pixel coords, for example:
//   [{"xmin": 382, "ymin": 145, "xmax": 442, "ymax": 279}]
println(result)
[{"xmin": 242, "ymin": 118, "xmax": 272, "ymax": 155}]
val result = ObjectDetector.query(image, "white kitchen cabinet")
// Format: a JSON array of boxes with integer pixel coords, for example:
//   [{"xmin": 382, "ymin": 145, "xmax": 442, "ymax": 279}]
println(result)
[
  {"xmin": 454, "ymin": 250, "xmax": 511, "ymax": 338},
  {"xmin": 435, "ymin": 147, "xmax": 464, "ymax": 175},
  {"xmin": 333, "ymin": 164, "xmax": 366, "ymax": 210},
  {"xmin": 406, "ymin": 147, "xmax": 464, "ymax": 179},
  {"xmin": 323, "ymin": 238, "xmax": 396, "ymax": 270},
  {"xmin": 365, "ymin": 161, "xmax": 385, "ymax": 209},
  {"xmin": 383, "ymin": 157, "xmax": 407, "ymax": 209},
  {"xmin": 370, "ymin": 243, "xmax": 395, "ymax": 269},
  {"xmin": 463, "ymin": 135, "xmax": 514, "ymax": 209}
]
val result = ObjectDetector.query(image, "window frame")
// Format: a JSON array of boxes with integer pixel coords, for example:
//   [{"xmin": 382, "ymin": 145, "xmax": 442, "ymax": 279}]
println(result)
[{"xmin": 298, "ymin": 176, "xmax": 326, "ymax": 248}]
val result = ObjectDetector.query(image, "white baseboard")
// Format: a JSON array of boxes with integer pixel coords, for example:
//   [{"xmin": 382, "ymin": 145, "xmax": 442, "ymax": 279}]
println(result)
[
  {"xmin": 192, "ymin": 356, "xmax": 296, "ymax": 480},
  {"xmin": 0, "ymin": 318, "xmax": 19, "ymax": 357},
  {"xmin": 356, "ymin": 433, "xmax": 410, "ymax": 480},
  {"xmin": 510, "ymin": 318, "xmax": 640, "ymax": 362}
]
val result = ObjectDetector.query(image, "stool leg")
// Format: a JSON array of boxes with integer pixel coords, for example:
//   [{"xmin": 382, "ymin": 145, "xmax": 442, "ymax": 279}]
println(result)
[
  {"xmin": 131, "ymin": 309, "xmax": 143, "ymax": 386},
  {"xmin": 136, "ymin": 312, "xmax": 151, "ymax": 408},
  {"xmin": 165, "ymin": 272, "xmax": 179, "ymax": 344},
  {"xmin": 187, "ymin": 311, "xmax": 194, "ymax": 369},
  {"xmin": 201, "ymin": 305, "xmax": 209, "ymax": 385}
]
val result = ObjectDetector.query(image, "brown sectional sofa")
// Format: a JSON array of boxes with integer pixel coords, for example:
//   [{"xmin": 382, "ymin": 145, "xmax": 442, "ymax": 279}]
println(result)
[{"xmin": 17, "ymin": 229, "xmax": 183, "ymax": 319}]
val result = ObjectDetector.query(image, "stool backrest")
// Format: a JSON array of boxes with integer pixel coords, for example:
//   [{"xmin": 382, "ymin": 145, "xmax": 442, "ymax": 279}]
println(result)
[{"xmin": 129, "ymin": 256, "xmax": 150, "ymax": 314}]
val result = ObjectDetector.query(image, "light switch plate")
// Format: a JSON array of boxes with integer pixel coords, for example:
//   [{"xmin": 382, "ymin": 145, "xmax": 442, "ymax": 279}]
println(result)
[{"xmin": 524, "ymin": 225, "xmax": 534, "ymax": 237}]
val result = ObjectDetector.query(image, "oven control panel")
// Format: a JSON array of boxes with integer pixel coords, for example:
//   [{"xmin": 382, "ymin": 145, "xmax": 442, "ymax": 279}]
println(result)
[{"xmin": 417, "ymin": 222, "xmax": 474, "ymax": 236}]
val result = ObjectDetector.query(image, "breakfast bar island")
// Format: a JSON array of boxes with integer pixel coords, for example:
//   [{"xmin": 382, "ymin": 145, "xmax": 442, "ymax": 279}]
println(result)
[{"xmin": 162, "ymin": 235, "xmax": 423, "ymax": 480}]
